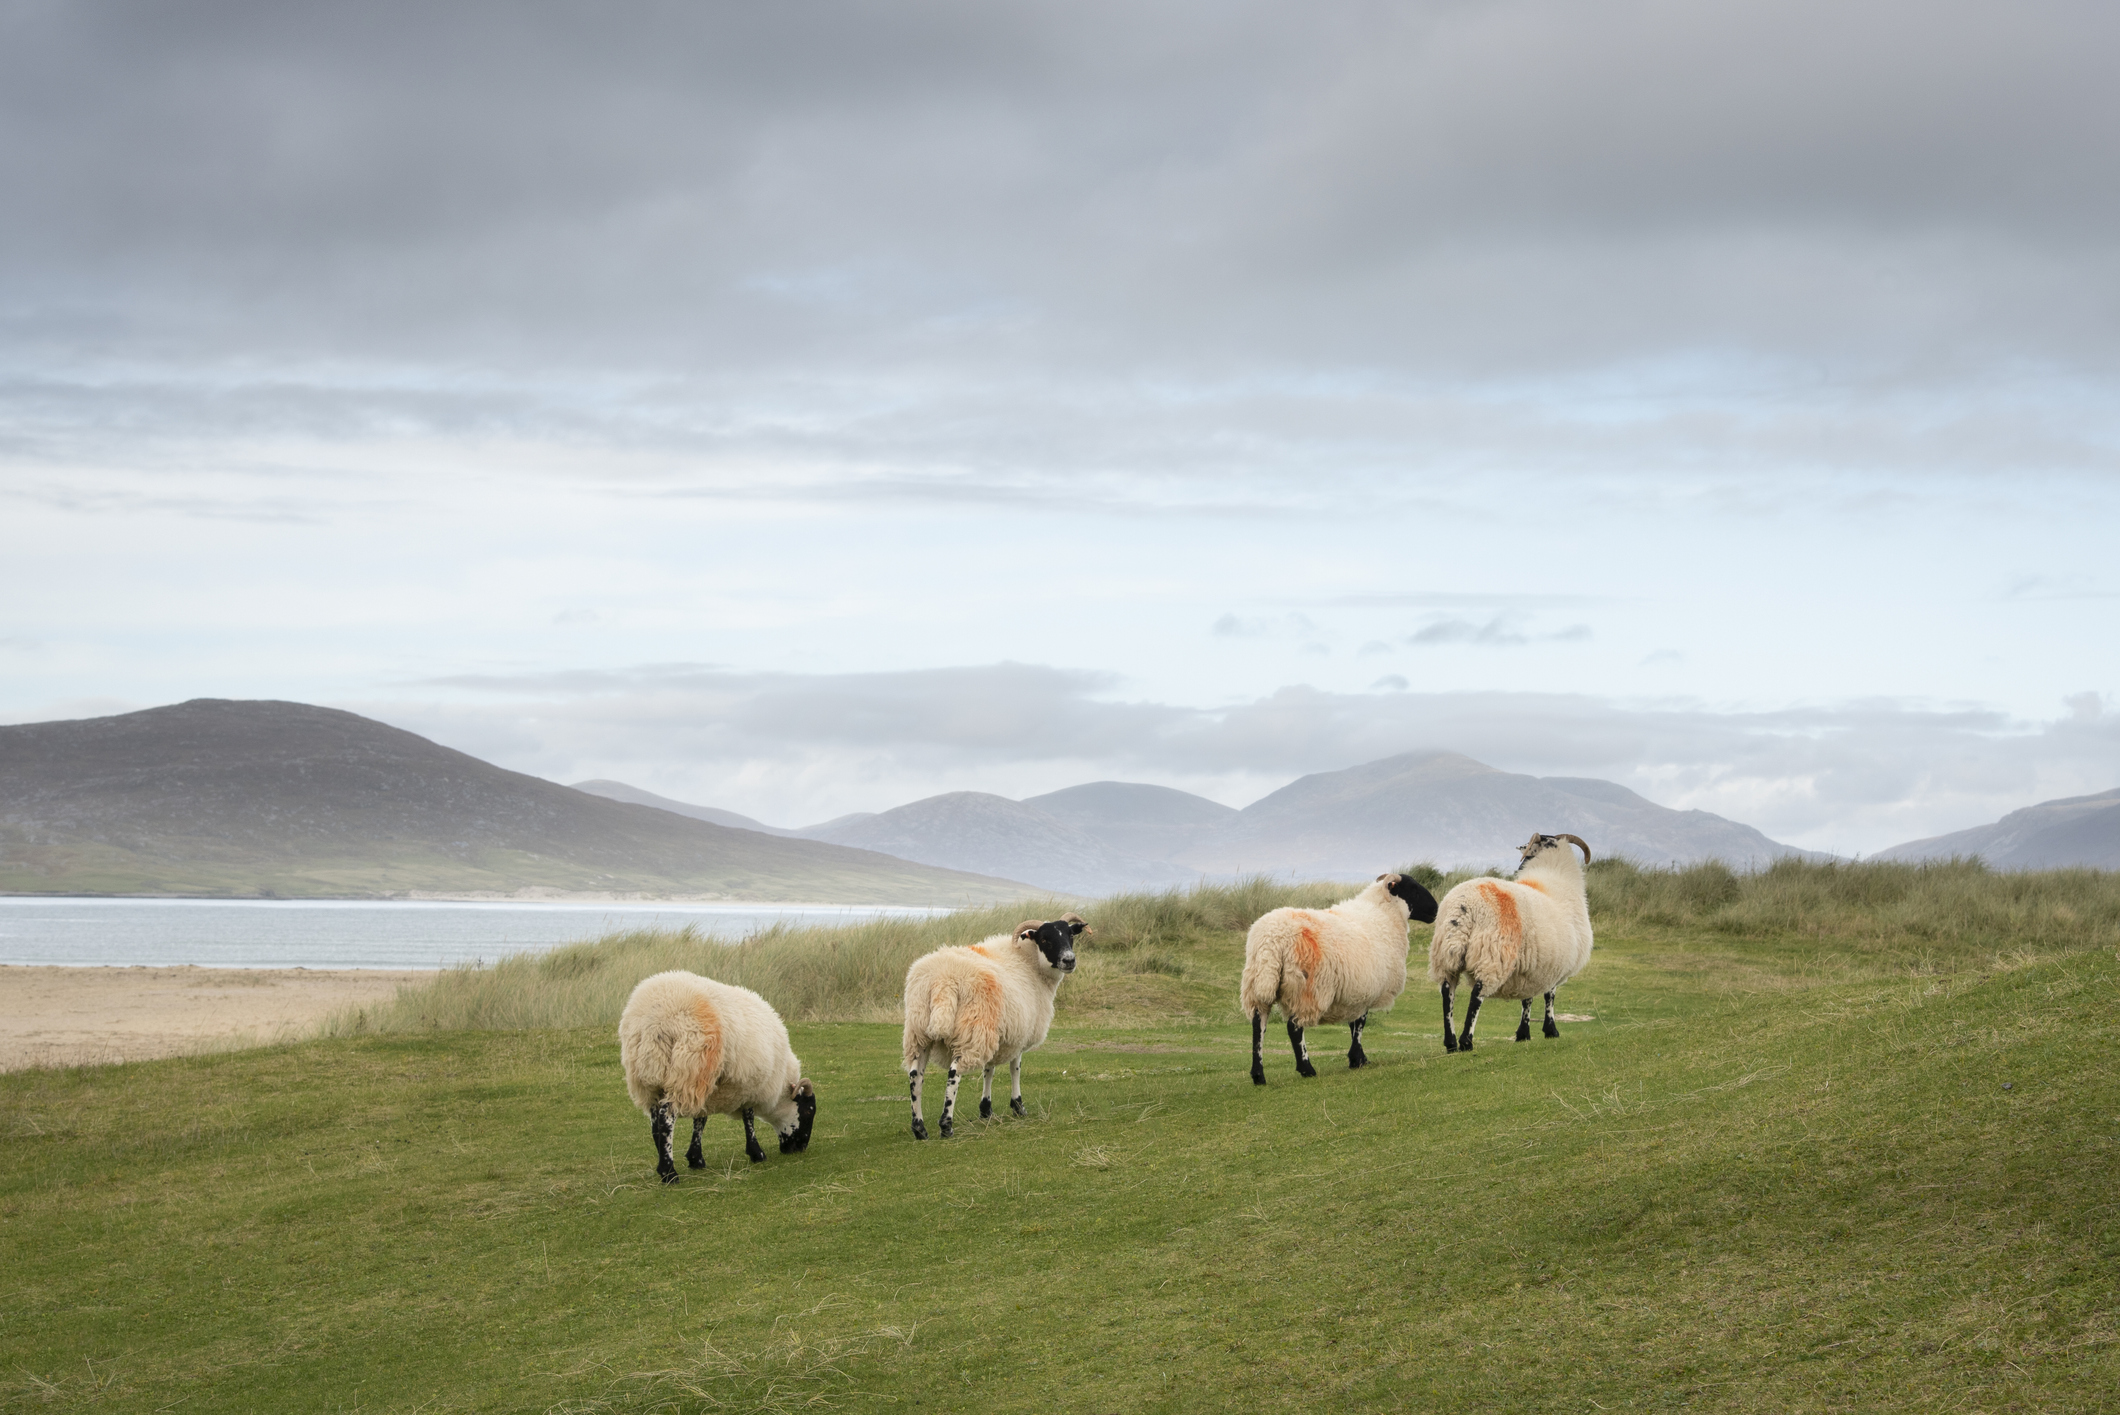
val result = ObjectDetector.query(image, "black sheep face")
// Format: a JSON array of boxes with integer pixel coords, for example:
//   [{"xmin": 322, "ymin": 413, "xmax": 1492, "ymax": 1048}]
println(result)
[
  {"xmin": 1379, "ymin": 873, "xmax": 1440, "ymax": 924},
  {"xmin": 1019, "ymin": 917, "xmax": 1085, "ymax": 973},
  {"xmin": 777, "ymin": 1079, "xmax": 816, "ymax": 1154}
]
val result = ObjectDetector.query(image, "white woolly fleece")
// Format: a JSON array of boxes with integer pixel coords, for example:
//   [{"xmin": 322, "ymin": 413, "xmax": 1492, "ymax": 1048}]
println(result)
[
  {"xmin": 619, "ymin": 971, "xmax": 808, "ymax": 1135},
  {"xmin": 1239, "ymin": 876, "xmax": 1413, "ymax": 1028},
  {"xmin": 1426, "ymin": 846, "xmax": 1594, "ymax": 1000},
  {"xmin": 901, "ymin": 928, "xmax": 1069, "ymax": 1074}
]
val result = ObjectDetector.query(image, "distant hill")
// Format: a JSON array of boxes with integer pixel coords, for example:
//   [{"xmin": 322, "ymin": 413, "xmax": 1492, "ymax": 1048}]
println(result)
[
  {"xmin": 770, "ymin": 755, "xmax": 1815, "ymax": 891},
  {"xmin": 1166, "ymin": 751, "xmax": 1824, "ymax": 876},
  {"xmin": 1019, "ymin": 782, "xmax": 1239, "ymax": 862},
  {"xmin": 0, "ymin": 700, "xmax": 1032, "ymax": 903},
  {"xmin": 1875, "ymin": 787, "xmax": 2120, "ymax": 870},
  {"xmin": 797, "ymin": 791, "xmax": 1196, "ymax": 896},
  {"xmin": 570, "ymin": 779, "xmax": 796, "ymax": 836}
]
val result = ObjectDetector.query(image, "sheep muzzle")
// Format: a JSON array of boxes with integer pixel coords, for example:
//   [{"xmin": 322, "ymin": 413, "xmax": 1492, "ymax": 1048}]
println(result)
[{"xmin": 779, "ymin": 1083, "xmax": 817, "ymax": 1154}]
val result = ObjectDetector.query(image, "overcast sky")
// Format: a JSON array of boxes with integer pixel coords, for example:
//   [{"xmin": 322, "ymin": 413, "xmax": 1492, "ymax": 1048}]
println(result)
[{"xmin": 3, "ymin": 1, "xmax": 2117, "ymax": 853}]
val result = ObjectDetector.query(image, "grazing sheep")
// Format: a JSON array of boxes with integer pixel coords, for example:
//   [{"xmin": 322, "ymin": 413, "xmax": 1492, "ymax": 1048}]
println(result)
[
  {"xmin": 902, "ymin": 914, "xmax": 1089, "ymax": 1140},
  {"xmin": 619, "ymin": 971, "xmax": 816, "ymax": 1183},
  {"xmin": 1427, "ymin": 832, "xmax": 1594, "ymax": 1052},
  {"xmin": 1239, "ymin": 874, "xmax": 1440, "ymax": 1084}
]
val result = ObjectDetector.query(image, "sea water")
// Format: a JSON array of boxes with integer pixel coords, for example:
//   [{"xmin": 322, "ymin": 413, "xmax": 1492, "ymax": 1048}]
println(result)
[{"xmin": 0, "ymin": 897, "xmax": 947, "ymax": 970}]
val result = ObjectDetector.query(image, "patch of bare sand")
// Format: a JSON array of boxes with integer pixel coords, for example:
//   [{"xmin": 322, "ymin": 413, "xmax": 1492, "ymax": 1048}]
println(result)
[{"xmin": 0, "ymin": 965, "xmax": 434, "ymax": 1071}]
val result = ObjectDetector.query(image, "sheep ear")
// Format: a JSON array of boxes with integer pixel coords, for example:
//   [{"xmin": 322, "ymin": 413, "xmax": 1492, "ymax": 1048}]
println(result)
[{"xmin": 1376, "ymin": 872, "xmax": 1395, "ymax": 883}]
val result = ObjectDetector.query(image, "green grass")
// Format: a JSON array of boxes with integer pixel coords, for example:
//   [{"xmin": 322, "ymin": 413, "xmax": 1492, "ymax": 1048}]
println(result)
[{"xmin": 5, "ymin": 862, "xmax": 2118, "ymax": 1412}]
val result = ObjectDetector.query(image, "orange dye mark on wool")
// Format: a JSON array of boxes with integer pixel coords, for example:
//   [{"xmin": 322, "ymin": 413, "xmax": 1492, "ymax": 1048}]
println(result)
[
  {"xmin": 1478, "ymin": 882, "xmax": 1524, "ymax": 973},
  {"xmin": 1518, "ymin": 879, "xmax": 1547, "ymax": 893},
  {"xmin": 1478, "ymin": 882, "xmax": 1522, "ymax": 935},
  {"xmin": 690, "ymin": 996, "xmax": 724, "ymax": 1099},
  {"xmin": 1292, "ymin": 916, "xmax": 1323, "ymax": 1013},
  {"xmin": 959, "ymin": 971, "xmax": 1006, "ymax": 1057},
  {"xmin": 969, "ymin": 944, "xmax": 992, "ymax": 957}
]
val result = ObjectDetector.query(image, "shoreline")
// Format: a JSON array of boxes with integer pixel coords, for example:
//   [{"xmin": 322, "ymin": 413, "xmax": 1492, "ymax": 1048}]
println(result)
[{"xmin": 0, "ymin": 965, "xmax": 435, "ymax": 1073}]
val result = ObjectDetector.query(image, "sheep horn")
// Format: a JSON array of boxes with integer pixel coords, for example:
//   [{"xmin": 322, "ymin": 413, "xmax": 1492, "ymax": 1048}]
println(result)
[
  {"xmin": 1015, "ymin": 919, "xmax": 1045, "ymax": 938},
  {"xmin": 1557, "ymin": 833, "xmax": 1591, "ymax": 863}
]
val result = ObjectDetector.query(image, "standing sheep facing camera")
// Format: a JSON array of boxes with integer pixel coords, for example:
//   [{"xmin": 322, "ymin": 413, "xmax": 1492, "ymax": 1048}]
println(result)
[
  {"xmin": 1240, "ymin": 873, "xmax": 1440, "ymax": 1083},
  {"xmin": 1427, "ymin": 832, "xmax": 1594, "ymax": 1052},
  {"xmin": 619, "ymin": 971, "xmax": 816, "ymax": 1184},
  {"xmin": 902, "ymin": 914, "xmax": 1088, "ymax": 1140}
]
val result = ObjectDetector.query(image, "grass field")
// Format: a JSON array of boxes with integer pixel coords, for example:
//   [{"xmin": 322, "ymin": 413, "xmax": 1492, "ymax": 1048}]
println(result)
[{"xmin": 4, "ymin": 861, "xmax": 2116, "ymax": 1412}]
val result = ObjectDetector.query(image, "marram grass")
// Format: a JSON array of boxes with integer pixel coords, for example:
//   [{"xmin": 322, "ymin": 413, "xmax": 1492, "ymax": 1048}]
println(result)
[
  {"xmin": 5, "ymin": 859, "xmax": 2116, "ymax": 1412},
  {"xmin": 323, "ymin": 857, "xmax": 2120, "ymax": 1037}
]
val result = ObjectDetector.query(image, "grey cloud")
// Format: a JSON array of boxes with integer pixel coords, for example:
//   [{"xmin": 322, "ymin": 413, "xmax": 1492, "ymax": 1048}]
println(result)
[
  {"xmin": 1403, "ymin": 617, "xmax": 1590, "ymax": 647},
  {"xmin": 1409, "ymin": 618, "xmax": 1528, "ymax": 647},
  {"xmin": 365, "ymin": 661, "xmax": 2120, "ymax": 851},
  {"xmin": 3, "ymin": 2, "xmax": 2118, "ymax": 501}
]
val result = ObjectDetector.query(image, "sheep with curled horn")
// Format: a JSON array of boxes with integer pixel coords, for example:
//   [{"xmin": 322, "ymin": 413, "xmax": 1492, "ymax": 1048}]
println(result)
[{"xmin": 1427, "ymin": 833, "xmax": 1595, "ymax": 1052}]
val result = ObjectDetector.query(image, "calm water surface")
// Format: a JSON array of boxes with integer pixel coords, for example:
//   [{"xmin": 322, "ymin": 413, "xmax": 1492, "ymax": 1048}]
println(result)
[{"xmin": 0, "ymin": 897, "xmax": 947, "ymax": 970}]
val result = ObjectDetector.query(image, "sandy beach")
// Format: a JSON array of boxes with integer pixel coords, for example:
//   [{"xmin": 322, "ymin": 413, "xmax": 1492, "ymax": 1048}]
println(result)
[{"xmin": 0, "ymin": 965, "xmax": 434, "ymax": 1072}]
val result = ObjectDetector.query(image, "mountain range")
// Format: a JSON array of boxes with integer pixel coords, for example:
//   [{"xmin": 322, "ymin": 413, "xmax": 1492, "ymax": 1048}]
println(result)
[
  {"xmin": 1875, "ymin": 787, "xmax": 2120, "ymax": 870},
  {"xmin": 0, "ymin": 700, "xmax": 1029, "ymax": 902},
  {"xmin": 583, "ymin": 749, "xmax": 1824, "ymax": 895}
]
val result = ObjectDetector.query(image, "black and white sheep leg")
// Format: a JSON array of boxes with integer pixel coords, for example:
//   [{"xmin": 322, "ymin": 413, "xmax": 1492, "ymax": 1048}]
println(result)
[
  {"xmin": 979, "ymin": 1064, "xmax": 995, "ymax": 1119},
  {"xmin": 1286, "ymin": 1019, "xmax": 1317, "ymax": 1079},
  {"xmin": 940, "ymin": 1065, "xmax": 961, "ymax": 1139},
  {"xmin": 1440, "ymin": 983, "xmax": 1457, "ymax": 1053},
  {"xmin": 651, "ymin": 1101, "xmax": 678, "ymax": 1184},
  {"xmin": 1250, "ymin": 1010, "xmax": 1268, "ymax": 1085},
  {"xmin": 686, "ymin": 1116, "xmax": 707, "ymax": 1169},
  {"xmin": 1009, "ymin": 1056, "xmax": 1026, "ymax": 1116},
  {"xmin": 740, "ymin": 1105, "xmax": 767, "ymax": 1164},
  {"xmin": 1458, "ymin": 981, "xmax": 1486, "ymax": 1051},
  {"xmin": 1543, "ymin": 989, "xmax": 1561, "ymax": 1039},
  {"xmin": 907, "ymin": 1066, "xmax": 927, "ymax": 1141},
  {"xmin": 1348, "ymin": 1012, "xmax": 1369, "ymax": 1069},
  {"xmin": 1515, "ymin": 999, "xmax": 1534, "ymax": 1043}
]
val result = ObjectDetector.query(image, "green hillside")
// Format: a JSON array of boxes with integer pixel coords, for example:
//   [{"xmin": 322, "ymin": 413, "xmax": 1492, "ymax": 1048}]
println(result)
[{"xmin": 3, "ymin": 860, "xmax": 2115, "ymax": 1412}]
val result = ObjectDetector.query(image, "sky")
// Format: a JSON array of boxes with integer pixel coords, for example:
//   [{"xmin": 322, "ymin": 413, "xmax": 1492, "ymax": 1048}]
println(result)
[{"xmin": 3, "ymin": 0, "xmax": 2117, "ymax": 854}]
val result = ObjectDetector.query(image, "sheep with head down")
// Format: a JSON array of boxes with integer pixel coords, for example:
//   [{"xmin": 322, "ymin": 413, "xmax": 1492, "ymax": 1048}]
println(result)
[
  {"xmin": 618, "ymin": 971, "xmax": 816, "ymax": 1183},
  {"xmin": 901, "ymin": 914, "xmax": 1088, "ymax": 1139},
  {"xmin": 1427, "ymin": 832, "xmax": 1595, "ymax": 1052}
]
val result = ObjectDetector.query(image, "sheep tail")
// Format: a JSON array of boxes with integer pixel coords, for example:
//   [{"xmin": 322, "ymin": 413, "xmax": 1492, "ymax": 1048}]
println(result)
[
  {"xmin": 1238, "ymin": 944, "xmax": 1285, "ymax": 1023},
  {"xmin": 1427, "ymin": 904, "xmax": 1473, "ymax": 987},
  {"xmin": 925, "ymin": 979, "xmax": 960, "ymax": 1039}
]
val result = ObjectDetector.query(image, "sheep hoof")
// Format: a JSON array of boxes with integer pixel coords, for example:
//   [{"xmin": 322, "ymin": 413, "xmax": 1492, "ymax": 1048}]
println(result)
[
  {"xmin": 1443, "ymin": 1036, "xmax": 1457, "ymax": 1053},
  {"xmin": 911, "ymin": 1119, "xmax": 927, "ymax": 1141},
  {"xmin": 1010, "ymin": 1097, "xmax": 1027, "ymax": 1117},
  {"xmin": 1296, "ymin": 1060, "xmax": 1318, "ymax": 1079},
  {"xmin": 686, "ymin": 1149, "xmax": 706, "ymax": 1170},
  {"xmin": 1543, "ymin": 1020, "xmax": 1561, "ymax": 1039},
  {"xmin": 746, "ymin": 1148, "xmax": 766, "ymax": 1164},
  {"xmin": 1348, "ymin": 1049, "xmax": 1367, "ymax": 1069},
  {"xmin": 1514, "ymin": 1022, "xmax": 1532, "ymax": 1042},
  {"xmin": 1250, "ymin": 1062, "xmax": 1267, "ymax": 1086},
  {"xmin": 979, "ymin": 1097, "xmax": 993, "ymax": 1119},
  {"xmin": 939, "ymin": 1118, "xmax": 953, "ymax": 1140},
  {"xmin": 658, "ymin": 1167, "xmax": 680, "ymax": 1185},
  {"xmin": 1459, "ymin": 1037, "xmax": 1474, "ymax": 1052}
]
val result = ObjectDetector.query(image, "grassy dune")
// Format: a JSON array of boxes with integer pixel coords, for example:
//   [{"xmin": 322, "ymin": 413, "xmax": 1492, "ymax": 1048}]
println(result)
[{"xmin": 3, "ymin": 860, "xmax": 2116, "ymax": 1412}]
